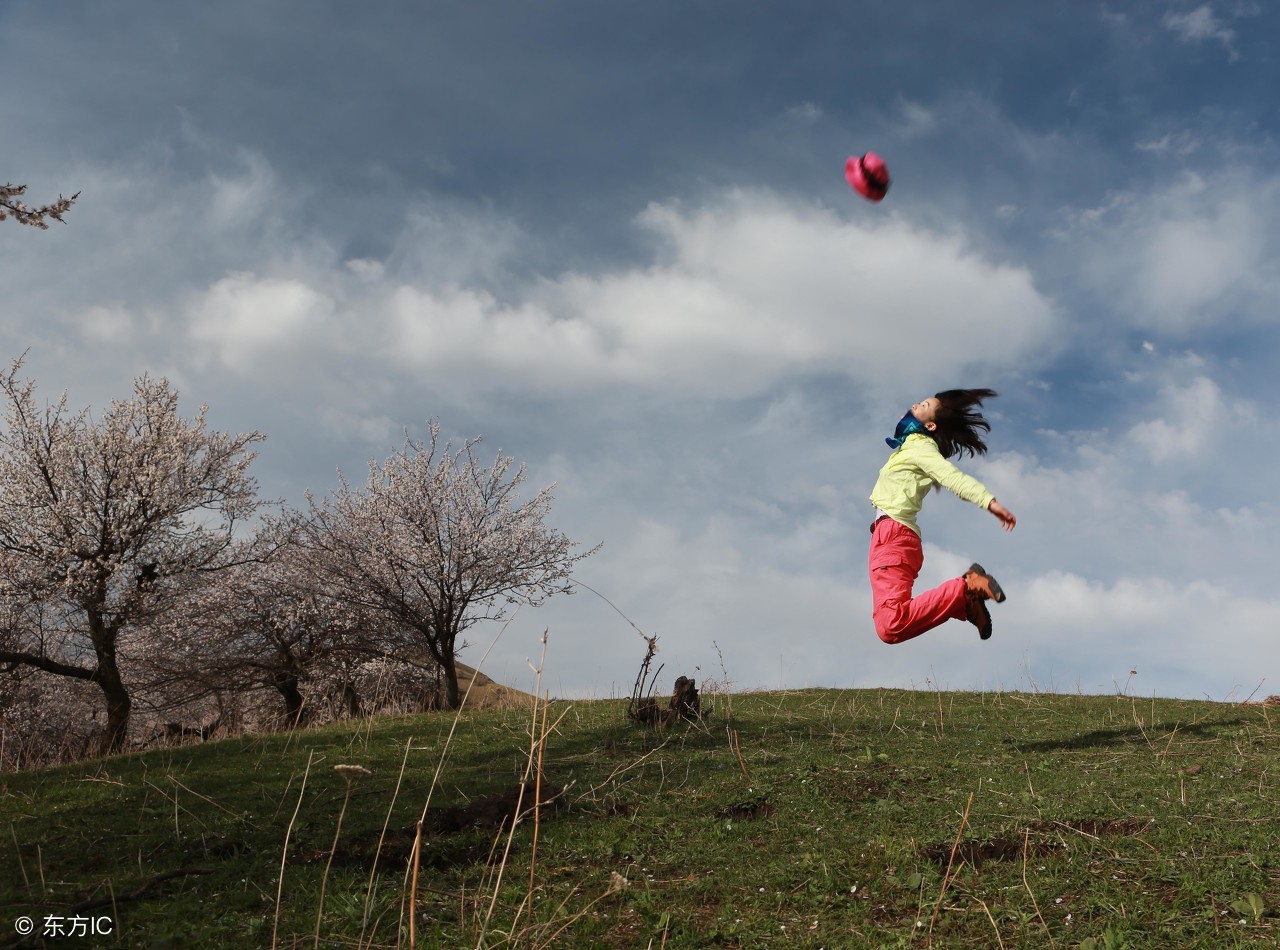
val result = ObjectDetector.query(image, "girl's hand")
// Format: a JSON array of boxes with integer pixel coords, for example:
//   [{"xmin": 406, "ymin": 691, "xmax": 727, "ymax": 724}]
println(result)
[{"xmin": 989, "ymin": 500, "xmax": 1017, "ymax": 531}]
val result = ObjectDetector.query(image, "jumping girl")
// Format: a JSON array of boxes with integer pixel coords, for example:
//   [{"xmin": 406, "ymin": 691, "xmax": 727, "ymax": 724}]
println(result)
[{"xmin": 868, "ymin": 388, "xmax": 1016, "ymax": 643}]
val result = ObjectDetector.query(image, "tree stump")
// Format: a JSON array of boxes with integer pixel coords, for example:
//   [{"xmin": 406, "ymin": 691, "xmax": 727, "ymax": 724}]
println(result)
[
  {"xmin": 669, "ymin": 676, "xmax": 701, "ymax": 722},
  {"xmin": 629, "ymin": 675, "xmax": 701, "ymax": 727}
]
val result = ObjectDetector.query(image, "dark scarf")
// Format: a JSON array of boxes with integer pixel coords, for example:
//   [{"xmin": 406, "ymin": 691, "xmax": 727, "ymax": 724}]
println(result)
[{"xmin": 885, "ymin": 411, "xmax": 930, "ymax": 449}]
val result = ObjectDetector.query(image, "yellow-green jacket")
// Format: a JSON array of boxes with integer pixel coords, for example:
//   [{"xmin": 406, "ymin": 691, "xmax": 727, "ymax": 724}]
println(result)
[{"xmin": 869, "ymin": 433, "xmax": 993, "ymax": 537}]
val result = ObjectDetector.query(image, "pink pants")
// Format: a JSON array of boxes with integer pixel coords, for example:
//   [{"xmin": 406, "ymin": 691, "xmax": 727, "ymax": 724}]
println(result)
[{"xmin": 868, "ymin": 517, "xmax": 967, "ymax": 644}]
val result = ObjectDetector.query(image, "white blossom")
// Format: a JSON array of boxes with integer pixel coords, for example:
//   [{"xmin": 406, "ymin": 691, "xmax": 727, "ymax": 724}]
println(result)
[
  {"xmin": 299, "ymin": 421, "xmax": 593, "ymax": 709},
  {"xmin": 0, "ymin": 359, "xmax": 265, "ymax": 755}
]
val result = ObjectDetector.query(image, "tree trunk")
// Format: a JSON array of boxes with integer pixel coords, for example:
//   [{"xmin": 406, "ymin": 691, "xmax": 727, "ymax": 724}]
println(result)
[
  {"xmin": 271, "ymin": 669, "xmax": 308, "ymax": 728},
  {"xmin": 89, "ymin": 612, "xmax": 132, "ymax": 757},
  {"xmin": 342, "ymin": 681, "xmax": 360, "ymax": 718},
  {"xmin": 96, "ymin": 658, "xmax": 132, "ymax": 757},
  {"xmin": 440, "ymin": 651, "xmax": 461, "ymax": 710}
]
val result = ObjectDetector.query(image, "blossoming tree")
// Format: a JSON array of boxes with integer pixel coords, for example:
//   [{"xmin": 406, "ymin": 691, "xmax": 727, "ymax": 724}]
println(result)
[
  {"xmin": 0, "ymin": 361, "xmax": 265, "ymax": 754},
  {"xmin": 167, "ymin": 514, "xmax": 399, "ymax": 728},
  {"xmin": 301, "ymin": 422, "xmax": 593, "ymax": 709}
]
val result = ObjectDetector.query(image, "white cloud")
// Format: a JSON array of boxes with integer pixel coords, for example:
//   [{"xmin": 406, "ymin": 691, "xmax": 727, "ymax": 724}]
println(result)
[
  {"xmin": 316, "ymin": 406, "xmax": 398, "ymax": 451},
  {"xmin": 72, "ymin": 304, "xmax": 139, "ymax": 343},
  {"xmin": 1127, "ymin": 374, "xmax": 1226, "ymax": 461},
  {"xmin": 982, "ymin": 372, "xmax": 1264, "ymax": 588},
  {"xmin": 1006, "ymin": 570, "xmax": 1280, "ymax": 698},
  {"xmin": 380, "ymin": 190, "xmax": 1061, "ymax": 397},
  {"xmin": 206, "ymin": 150, "xmax": 278, "ymax": 230},
  {"xmin": 1164, "ymin": 5, "xmax": 1237, "ymax": 58},
  {"xmin": 386, "ymin": 203, "xmax": 525, "ymax": 289},
  {"xmin": 1062, "ymin": 169, "xmax": 1280, "ymax": 332},
  {"xmin": 345, "ymin": 258, "xmax": 385, "ymax": 282},
  {"xmin": 188, "ymin": 272, "xmax": 337, "ymax": 370},
  {"xmin": 786, "ymin": 101, "xmax": 823, "ymax": 122},
  {"xmin": 895, "ymin": 98, "xmax": 938, "ymax": 138},
  {"xmin": 1134, "ymin": 130, "xmax": 1203, "ymax": 155}
]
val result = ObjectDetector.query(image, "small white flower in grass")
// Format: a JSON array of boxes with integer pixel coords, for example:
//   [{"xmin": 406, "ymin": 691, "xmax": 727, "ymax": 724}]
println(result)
[{"xmin": 334, "ymin": 764, "xmax": 372, "ymax": 780}]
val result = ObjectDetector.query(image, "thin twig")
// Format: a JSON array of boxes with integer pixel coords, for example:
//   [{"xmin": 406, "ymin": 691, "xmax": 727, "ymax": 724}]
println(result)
[
  {"xmin": 575, "ymin": 739, "xmax": 672, "ymax": 803},
  {"xmin": 167, "ymin": 774, "xmax": 247, "ymax": 821},
  {"xmin": 533, "ymin": 875, "xmax": 628, "ymax": 949},
  {"xmin": 62, "ymin": 868, "xmax": 213, "ymax": 914},
  {"xmin": 570, "ymin": 579, "xmax": 652, "ymax": 643}
]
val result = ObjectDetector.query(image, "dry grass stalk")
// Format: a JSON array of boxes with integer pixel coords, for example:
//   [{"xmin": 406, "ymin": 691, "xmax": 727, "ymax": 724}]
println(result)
[
  {"xmin": 731, "ymin": 729, "xmax": 750, "ymax": 780},
  {"xmin": 273, "ymin": 750, "xmax": 314, "ymax": 950},
  {"xmin": 359, "ymin": 736, "xmax": 414, "ymax": 945},
  {"xmin": 1020, "ymin": 828, "xmax": 1055, "ymax": 946},
  {"xmin": 928, "ymin": 791, "xmax": 973, "ymax": 937},
  {"xmin": 404, "ymin": 597, "xmax": 535, "ymax": 946},
  {"xmin": 528, "ymin": 690, "xmax": 550, "ymax": 906},
  {"xmin": 479, "ymin": 632, "xmax": 549, "ymax": 944},
  {"xmin": 314, "ymin": 764, "xmax": 371, "ymax": 946}
]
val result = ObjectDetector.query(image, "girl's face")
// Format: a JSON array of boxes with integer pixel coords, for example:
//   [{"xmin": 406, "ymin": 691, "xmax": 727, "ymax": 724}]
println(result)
[{"xmin": 911, "ymin": 397, "xmax": 940, "ymax": 430}]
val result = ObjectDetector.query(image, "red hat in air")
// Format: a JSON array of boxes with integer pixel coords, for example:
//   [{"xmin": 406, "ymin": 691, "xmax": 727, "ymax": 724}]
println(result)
[{"xmin": 845, "ymin": 152, "xmax": 891, "ymax": 202}]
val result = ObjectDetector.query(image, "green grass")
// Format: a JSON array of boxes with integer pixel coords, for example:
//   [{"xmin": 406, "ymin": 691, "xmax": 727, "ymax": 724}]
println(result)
[{"xmin": 3, "ymin": 688, "xmax": 1278, "ymax": 947}]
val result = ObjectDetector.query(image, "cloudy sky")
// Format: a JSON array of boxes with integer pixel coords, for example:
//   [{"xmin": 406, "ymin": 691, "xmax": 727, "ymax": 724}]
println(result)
[{"xmin": 4, "ymin": 1, "xmax": 1279, "ymax": 702}]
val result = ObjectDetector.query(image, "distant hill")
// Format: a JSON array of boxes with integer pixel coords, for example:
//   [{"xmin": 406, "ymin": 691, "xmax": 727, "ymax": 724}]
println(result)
[{"xmin": 454, "ymin": 662, "xmax": 533, "ymax": 710}]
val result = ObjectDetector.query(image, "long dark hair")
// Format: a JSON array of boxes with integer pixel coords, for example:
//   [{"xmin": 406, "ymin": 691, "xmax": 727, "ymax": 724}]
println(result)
[{"xmin": 931, "ymin": 389, "xmax": 997, "ymax": 459}]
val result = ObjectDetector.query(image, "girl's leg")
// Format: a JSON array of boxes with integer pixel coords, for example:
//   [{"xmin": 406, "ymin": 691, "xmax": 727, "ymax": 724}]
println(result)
[{"xmin": 868, "ymin": 518, "xmax": 967, "ymax": 644}]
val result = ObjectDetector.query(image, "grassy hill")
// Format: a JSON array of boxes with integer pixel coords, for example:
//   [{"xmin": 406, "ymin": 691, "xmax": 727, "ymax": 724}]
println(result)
[{"xmin": 2, "ymin": 687, "xmax": 1278, "ymax": 947}]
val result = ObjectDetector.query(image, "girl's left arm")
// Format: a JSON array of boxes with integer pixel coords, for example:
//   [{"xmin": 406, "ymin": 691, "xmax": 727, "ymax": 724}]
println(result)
[
  {"xmin": 910, "ymin": 439, "xmax": 1015, "ymax": 530},
  {"xmin": 987, "ymin": 499, "xmax": 1017, "ymax": 531},
  {"xmin": 910, "ymin": 441, "xmax": 993, "ymax": 509}
]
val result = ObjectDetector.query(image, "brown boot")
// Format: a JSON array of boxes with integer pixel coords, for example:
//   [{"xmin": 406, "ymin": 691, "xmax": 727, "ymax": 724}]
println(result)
[
  {"xmin": 964, "ymin": 563, "xmax": 1006, "ymax": 603},
  {"xmin": 965, "ymin": 590, "xmax": 993, "ymax": 640}
]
